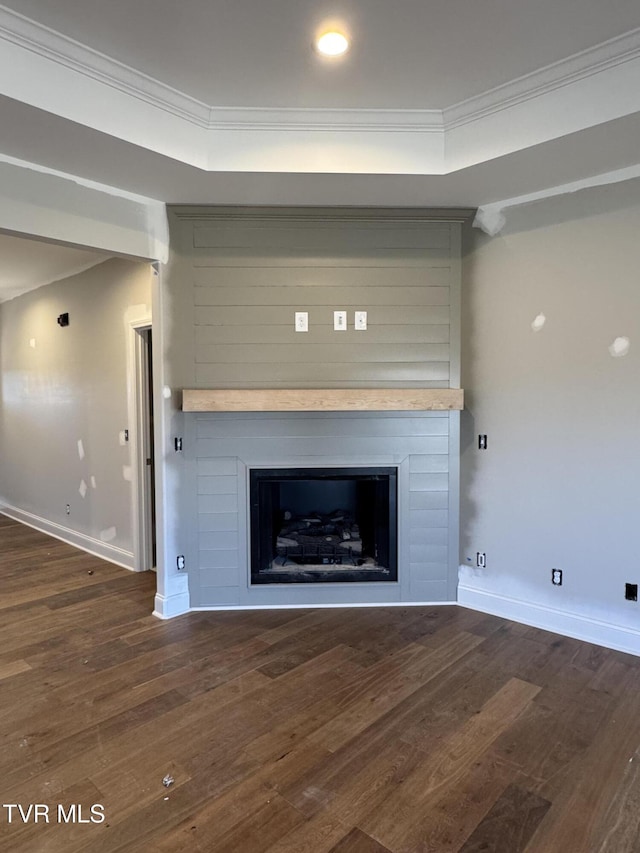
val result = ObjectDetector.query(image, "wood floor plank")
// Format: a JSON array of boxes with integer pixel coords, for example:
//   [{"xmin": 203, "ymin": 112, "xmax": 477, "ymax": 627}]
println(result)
[
  {"xmin": 523, "ymin": 688, "xmax": 640, "ymax": 852},
  {"xmin": 358, "ymin": 677, "xmax": 541, "ymax": 852},
  {"xmin": 3, "ymin": 514, "xmax": 640, "ymax": 853},
  {"xmin": 458, "ymin": 783, "xmax": 551, "ymax": 852},
  {"xmin": 328, "ymin": 827, "xmax": 393, "ymax": 853}
]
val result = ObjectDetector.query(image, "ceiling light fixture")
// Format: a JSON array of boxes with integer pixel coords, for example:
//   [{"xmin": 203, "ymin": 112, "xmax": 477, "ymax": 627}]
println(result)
[{"xmin": 315, "ymin": 31, "xmax": 350, "ymax": 57}]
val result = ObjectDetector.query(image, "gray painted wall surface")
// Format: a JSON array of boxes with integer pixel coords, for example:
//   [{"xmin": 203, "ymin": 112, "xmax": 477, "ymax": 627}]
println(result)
[
  {"xmin": 0, "ymin": 258, "xmax": 152, "ymax": 559},
  {"xmin": 460, "ymin": 185, "xmax": 640, "ymax": 634},
  {"xmin": 165, "ymin": 209, "xmax": 462, "ymax": 606}
]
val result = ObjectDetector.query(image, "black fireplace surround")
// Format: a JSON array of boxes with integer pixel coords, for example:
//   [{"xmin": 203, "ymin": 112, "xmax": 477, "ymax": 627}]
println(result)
[{"xmin": 250, "ymin": 466, "xmax": 397, "ymax": 584}]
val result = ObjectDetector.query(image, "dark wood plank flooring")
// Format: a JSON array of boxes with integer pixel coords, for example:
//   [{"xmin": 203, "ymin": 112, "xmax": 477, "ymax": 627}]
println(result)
[{"xmin": 2, "ymin": 514, "xmax": 640, "ymax": 852}]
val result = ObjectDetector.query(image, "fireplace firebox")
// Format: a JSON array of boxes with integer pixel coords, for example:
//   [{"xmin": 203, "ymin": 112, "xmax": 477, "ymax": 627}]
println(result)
[{"xmin": 250, "ymin": 467, "xmax": 397, "ymax": 584}]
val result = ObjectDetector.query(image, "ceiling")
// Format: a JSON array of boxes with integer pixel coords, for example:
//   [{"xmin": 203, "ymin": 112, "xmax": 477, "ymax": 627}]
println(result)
[
  {"xmin": 3, "ymin": 0, "xmax": 640, "ymax": 110},
  {"xmin": 1, "ymin": 1, "xmax": 640, "ymax": 297},
  {"xmin": 0, "ymin": 234, "xmax": 109, "ymax": 302}
]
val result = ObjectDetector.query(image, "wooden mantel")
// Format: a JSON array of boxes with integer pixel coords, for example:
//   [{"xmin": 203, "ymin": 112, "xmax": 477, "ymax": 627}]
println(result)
[{"xmin": 182, "ymin": 388, "xmax": 464, "ymax": 413}]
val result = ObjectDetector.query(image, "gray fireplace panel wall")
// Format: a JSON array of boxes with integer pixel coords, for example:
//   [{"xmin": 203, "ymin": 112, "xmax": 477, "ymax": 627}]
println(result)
[
  {"xmin": 167, "ymin": 207, "xmax": 464, "ymax": 609},
  {"xmin": 185, "ymin": 409, "xmax": 458, "ymax": 607}
]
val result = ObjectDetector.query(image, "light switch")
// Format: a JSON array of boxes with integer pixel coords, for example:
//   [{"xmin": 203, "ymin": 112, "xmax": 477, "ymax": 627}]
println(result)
[
  {"xmin": 354, "ymin": 310, "xmax": 367, "ymax": 330},
  {"xmin": 334, "ymin": 311, "xmax": 347, "ymax": 331},
  {"xmin": 295, "ymin": 312, "xmax": 308, "ymax": 332}
]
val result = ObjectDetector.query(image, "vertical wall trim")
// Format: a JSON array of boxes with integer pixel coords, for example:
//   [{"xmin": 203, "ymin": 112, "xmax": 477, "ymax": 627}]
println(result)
[
  {"xmin": 126, "ymin": 308, "xmax": 152, "ymax": 571},
  {"xmin": 152, "ymin": 261, "xmax": 190, "ymax": 617},
  {"xmin": 448, "ymin": 411, "xmax": 461, "ymax": 601},
  {"xmin": 449, "ymin": 222, "xmax": 462, "ymax": 389}
]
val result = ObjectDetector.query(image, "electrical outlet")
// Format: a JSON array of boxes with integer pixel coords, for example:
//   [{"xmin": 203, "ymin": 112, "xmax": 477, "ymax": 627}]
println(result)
[
  {"xmin": 177, "ymin": 555, "xmax": 185, "ymax": 570},
  {"xmin": 354, "ymin": 310, "xmax": 367, "ymax": 330},
  {"xmin": 65, "ymin": 504, "xmax": 70, "ymax": 515},
  {"xmin": 625, "ymin": 583, "xmax": 637, "ymax": 601},
  {"xmin": 476, "ymin": 552, "xmax": 486, "ymax": 568},
  {"xmin": 295, "ymin": 312, "xmax": 308, "ymax": 332},
  {"xmin": 552, "ymin": 568, "xmax": 563, "ymax": 586},
  {"xmin": 478, "ymin": 434, "xmax": 488, "ymax": 450}
]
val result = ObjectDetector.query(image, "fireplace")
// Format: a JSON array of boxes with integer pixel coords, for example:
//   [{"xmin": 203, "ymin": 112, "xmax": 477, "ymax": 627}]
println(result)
[{"xmin": 250, "ymin": 466, "xmax": 397, "ymax": 584}]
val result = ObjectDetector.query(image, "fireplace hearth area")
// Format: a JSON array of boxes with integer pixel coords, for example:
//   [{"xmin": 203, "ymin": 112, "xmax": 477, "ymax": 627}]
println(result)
[{"xmin": 250, "ymin": 467, "xmax": 397, "ymax": 584}]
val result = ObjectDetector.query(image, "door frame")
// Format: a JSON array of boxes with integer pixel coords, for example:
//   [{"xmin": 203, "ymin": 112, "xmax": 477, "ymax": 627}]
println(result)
[{"xmin": 126, "ymin": 310, "xmax": 155, "ymax": 571}]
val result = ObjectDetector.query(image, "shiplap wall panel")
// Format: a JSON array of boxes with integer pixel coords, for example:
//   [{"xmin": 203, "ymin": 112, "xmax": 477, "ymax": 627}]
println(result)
[
  {"xmin": 195, "ymin": 343, "xmax": 450, "ymax": 365},
  {"xmin": 168, "ymin": 209, "xmax": 463, "ymax": 608},
  {"xmin": 193, "ymin": 265, "xmax": 452, "ymax": 288},
  {"xmin": 195, "ymin": 305, "xmax": 451, "ymax": 328},
  {"xmin": 194, "ymin": 286, "xmax": 450, "ymax": 307},
  {"xmin": 191, "ymin": 410, "xmax": 451, "ymax": 606},
  {"xmin": 195, "ymin": 362, "xmax": 450, "ymax": 385},
  {"xmin": 195, "ymin": 324, "xmax": 450, "ymax": 346},
  {"xmin": 193, "ymin": 224, "xmax": 451, "ymax": 251},
  {"xmin": 196, "ymin": 413, "xmax": 449, "ymax": 439},
  {"xmin": 193, "ymin": 250, "xmax": 452, "ymax": 267}
]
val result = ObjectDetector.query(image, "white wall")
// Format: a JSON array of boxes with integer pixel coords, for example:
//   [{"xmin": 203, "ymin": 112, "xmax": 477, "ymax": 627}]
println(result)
[
  {"xmin": 459, "ymin": 184, "xmax": 640, "ymax": 653},
  {"xmin": 0, "ymin": 258, "xmax": 152, "ymax": 568}
]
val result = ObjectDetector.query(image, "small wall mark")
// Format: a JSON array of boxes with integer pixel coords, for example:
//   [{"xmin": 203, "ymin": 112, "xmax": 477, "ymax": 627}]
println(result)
[
  {"xmin": 100, "ymin": 527, "xmax": 117, "ymax": 542},
  {"xmin": 609, "ymin": 336, "xmax": 630, "ymax": 358},
  {"xmin": 531, "ymin": 313, "xmax": 546, "ymax": 332},
  {"xmin": 78, "ymin": 479, "xmax": 87, "ymax": 498}
]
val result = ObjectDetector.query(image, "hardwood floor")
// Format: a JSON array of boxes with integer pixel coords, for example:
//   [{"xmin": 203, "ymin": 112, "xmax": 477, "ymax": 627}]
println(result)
[{"xmin": 2, "ymin": 514, "xmax": 640, "ymax": 852}]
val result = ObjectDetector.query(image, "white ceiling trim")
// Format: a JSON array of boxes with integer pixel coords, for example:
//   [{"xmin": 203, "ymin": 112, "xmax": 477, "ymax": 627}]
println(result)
[
  {"xmin": 1, "ymin": 5, "xmax": 640, "ymax": 177},
  {"xmin": 0, "ymin": 5, "xmax": 210, "ymax": 126},
  {"xmin": 444, "ymin": 26, "xmax": 640, "ymax": 128}
]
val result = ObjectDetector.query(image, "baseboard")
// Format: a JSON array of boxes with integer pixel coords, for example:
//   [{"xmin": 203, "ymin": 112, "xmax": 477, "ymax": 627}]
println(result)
[
  {"xmin": 458, "ymin": 584, "xmax": 640, "ymax": 657},
  {"xmin": 153, "ymin": 591, "xmax": 191, "ymax": 619},
  {"xmin": 0, "ymin": 503, "xmax": 135, "ymax": 571},
  {"xmin": 189, "ymin": 600, "xmax": 457, "ymax": 612}
]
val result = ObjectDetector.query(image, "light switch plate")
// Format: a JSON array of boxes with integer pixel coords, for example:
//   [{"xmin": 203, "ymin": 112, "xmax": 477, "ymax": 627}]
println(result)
[
  {"xmin": 334, "ymin": 310, "xmax": 347, "ymax": 331},
  {"xmin": 295, "ymin": 311, "xmax": 308, "ymax": 332},
  {"xmin": 355, "ymin": 310, "xmax": 367, "ymax": 330}
]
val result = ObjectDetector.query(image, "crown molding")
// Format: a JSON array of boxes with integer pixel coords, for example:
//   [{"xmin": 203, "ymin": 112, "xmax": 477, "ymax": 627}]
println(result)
[
  {"xmin": 445, "ymin": 25, "xmax": 640, "ymax": 128},
  {"xmin": 207, "ymin": 107, "xmax": 443, "ymax": 133},
  {"xmin": 2, "ymin": 3, "xmax": 639, "ymax": 138},
  {"xmin": 1, "ymin": 4, "xmax": 640, "ymax": 179},
  {"xmin": 0, "ymin": 5, "xmax": 211, "ymax": 126}
]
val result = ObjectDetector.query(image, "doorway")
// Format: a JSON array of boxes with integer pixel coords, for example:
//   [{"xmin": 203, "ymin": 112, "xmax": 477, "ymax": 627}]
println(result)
[{"xmin": 133, "ymin": 324, "xmax": 157, "ymax": 570}]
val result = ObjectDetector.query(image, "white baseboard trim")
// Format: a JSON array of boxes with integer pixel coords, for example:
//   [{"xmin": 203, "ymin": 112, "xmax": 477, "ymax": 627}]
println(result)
[
  {"xmin": 1, "ymin": 503, "xmax": 135, "ymax": 571},
  {"xmin": 189, "ymin": 600, "xmax": 457, "ymax": 613},
  {"xmin": 153, "ymin": 591, "xmax": 191, "ymax": 619},
  {"xmin": 458, "ymin": 584, "xmax": 640, "ymax": 657}
]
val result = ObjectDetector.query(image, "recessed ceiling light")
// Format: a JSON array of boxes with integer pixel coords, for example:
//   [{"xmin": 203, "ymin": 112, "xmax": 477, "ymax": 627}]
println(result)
[{"xmin": 315, "ymin": 31, "xmax": 350, "ymax": 57}]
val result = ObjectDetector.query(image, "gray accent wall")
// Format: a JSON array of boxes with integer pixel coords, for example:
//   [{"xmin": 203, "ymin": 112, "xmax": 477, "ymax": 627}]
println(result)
[
  {"xmin": 0, "ymin": 258, "xmax": 152, "ymax": 563},
  {"xmin": 166, "ymin": 208, "xmax": 463, "ymax": 607}
]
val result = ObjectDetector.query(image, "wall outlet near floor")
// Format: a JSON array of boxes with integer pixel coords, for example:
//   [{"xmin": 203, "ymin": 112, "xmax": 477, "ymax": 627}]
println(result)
[
  {"xmin": 625, "ymin": 583, "xmax": 638, "ymax": 601},
  {"xmin": 65, "ymin": 504, "xmax": 70, "ymax": 515},
  {"xmin": 295, "ymin": 311, "xmax": 308, "ymax": 332},
  {"xmin": 552, "ymin": 568, "xmax": 563, "ymax": 586},
  {"xmin": 476, "ymin": 552, "xmax": 486, "ymax": 568}
]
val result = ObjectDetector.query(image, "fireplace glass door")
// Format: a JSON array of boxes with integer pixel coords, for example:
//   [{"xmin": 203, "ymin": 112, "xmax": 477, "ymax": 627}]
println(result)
[{"xmin": 250, "ymin": 466, "xmax": 397, "ymax": 584}]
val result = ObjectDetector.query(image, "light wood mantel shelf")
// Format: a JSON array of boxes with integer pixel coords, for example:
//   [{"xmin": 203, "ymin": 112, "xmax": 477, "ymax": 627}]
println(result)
[{"xmin": 182, "ymin": 388, "xmax": 464, "ymax": 412}]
